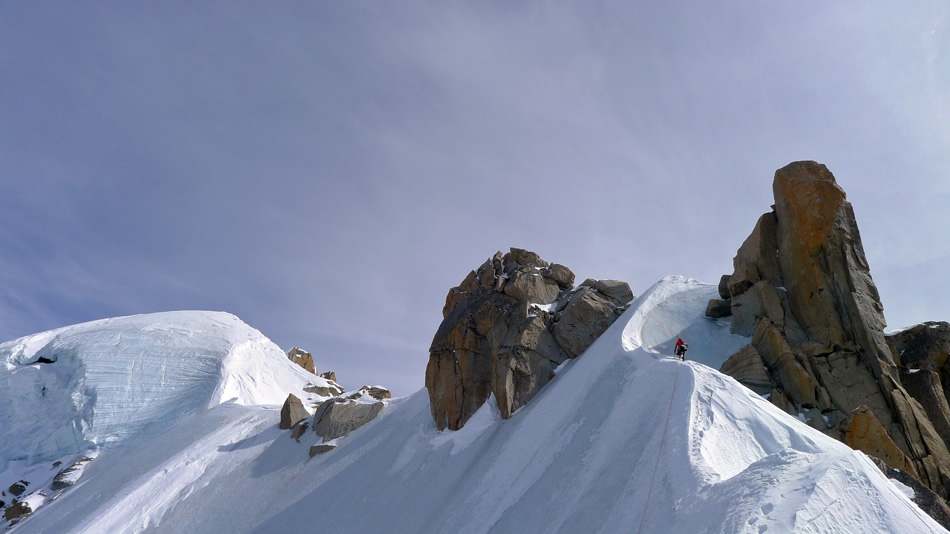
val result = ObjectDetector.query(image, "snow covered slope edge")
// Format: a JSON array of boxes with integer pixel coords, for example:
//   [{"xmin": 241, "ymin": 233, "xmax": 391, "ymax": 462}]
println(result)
[{"xmin": 0, "ymin": 311, "xmax": 319, "ymax": 469}]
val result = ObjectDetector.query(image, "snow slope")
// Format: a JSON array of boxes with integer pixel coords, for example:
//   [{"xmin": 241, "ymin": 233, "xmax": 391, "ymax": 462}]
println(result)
[
  {"xmin": 8, "ymin": 280, "xmax": 947, "ymax": 533},
  {"xmin": 0, "ymin": 309, "xmax": 334, "ymax": 523}
]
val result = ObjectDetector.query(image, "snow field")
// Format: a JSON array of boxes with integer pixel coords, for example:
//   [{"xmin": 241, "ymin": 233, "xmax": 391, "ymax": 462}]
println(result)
[
  {"xmin": 7, "ymin": 279, "xmax": 947, "ymax": 533},
  {"xmin": 0, "ymin": 310, "xmax": 340, "ymax": 530},
  {"xmin": 0, "ymin": 311, "xmax": 325, "ymax": 468}
]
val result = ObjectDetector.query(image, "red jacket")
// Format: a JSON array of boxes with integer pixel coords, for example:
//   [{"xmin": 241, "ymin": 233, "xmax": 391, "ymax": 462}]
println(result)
[{"xmin": 674, "ymin": 338, "xmax": 685, "ymax": 351}]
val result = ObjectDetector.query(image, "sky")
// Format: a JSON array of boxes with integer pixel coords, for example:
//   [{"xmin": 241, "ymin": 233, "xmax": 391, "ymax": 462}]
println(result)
[{"xmin": 1, "ymin": 2, "xmax": 948, "ymax": 396}]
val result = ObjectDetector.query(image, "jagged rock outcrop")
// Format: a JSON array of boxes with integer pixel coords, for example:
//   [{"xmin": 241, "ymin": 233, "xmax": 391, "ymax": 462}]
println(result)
[
  {"xmin": 426, "ymin": 248, "xmax": 632, "ymax": 430},
  {"xmin": 287, "ymin": 347, "xmax": 316, "ymax": 374},
  {"xmin": 280, "ymin": 393, "xmax": 310, "ymax": 430},
  {"xmin": 715, "ymin": 161, "xmax": 950, "ymax": 500}
]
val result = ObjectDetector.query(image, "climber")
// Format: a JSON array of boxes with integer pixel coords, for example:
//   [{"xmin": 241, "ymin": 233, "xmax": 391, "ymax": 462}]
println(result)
[{"xmin": 674, "ymin": 338, "xmax": 688, "ymax": 360}]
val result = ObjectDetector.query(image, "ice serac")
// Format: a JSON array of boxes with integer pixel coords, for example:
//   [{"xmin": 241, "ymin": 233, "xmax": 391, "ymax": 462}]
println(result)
[
  {"xmin": 426, "ymin": 248, "xmax": 632, "ymax": 430},
  {"xmin": 716, "ymin": 161, "xmax": 950, "ymax": 500}
]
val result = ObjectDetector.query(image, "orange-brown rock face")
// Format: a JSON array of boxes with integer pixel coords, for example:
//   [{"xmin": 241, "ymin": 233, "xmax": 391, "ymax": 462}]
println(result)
[
  {"xmin": 717, "ymin": 161, "xmax": 950, "ymax": 500},
  {"xmin": 773, "ymin": 161, "xmax": 892, "ymax": 372},
  {"xmin": 287, "ymin": 347, "xmax": 317, "ymax": 375},
  {"xmin": 841, "ymin": 406, "xmax": 918, "ymax": 476}
]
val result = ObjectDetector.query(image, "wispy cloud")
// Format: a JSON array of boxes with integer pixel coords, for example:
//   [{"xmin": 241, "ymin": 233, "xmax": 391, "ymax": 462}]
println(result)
[{"xmin": 1, "ymin": 1, "xmax": 948, "ymax": 394}]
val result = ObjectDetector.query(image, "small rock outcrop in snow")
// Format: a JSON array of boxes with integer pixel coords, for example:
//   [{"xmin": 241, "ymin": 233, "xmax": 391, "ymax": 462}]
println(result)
[
  {"xmin": 286, "ymin": 347, "xmax": 316, "ymax": 374},
  {"xmin": 308, "ymin": 443, "xmax": 336, "ymax": 456},
  {"xmin": 7, "ymin": 481, "xmax": 27, "ymax": 497},
  {"xmin": 311, "ymin": 390, "xmax": 386, "ymax": 442},
  {"xmin": 353, "ymin": 385, "xmax": 391, "ymax": 401},
  {"xmin": 279, "ymin": 394, "xmax": 310, "ymax": 430},
  {"xmin": 303, "ymin": 379, "xmax": 345, "ymax": 399},
  {"xmin": 51, "ymin": 451, "xmax": 99, "ymax": 490},
  {"xmin": 3, "ymin": 501, "xmax": 31, "ymax": 521},
  {"xmin": 426, "ymin": 248, "xmax": 632, "ymax": 430},
  {"xmin": 715, "ymin": 160, "xmax": 950, "ymax": 502}
]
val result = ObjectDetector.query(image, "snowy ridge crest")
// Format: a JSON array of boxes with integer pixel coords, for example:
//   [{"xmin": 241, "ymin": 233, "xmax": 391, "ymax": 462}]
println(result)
[
  {"xmin": 0, "ymin": 311, "xmax": 317, "ymax": 467},
  {"xmin": 4, "ymin": 281, "xmax": 947, "ymax": 533}
]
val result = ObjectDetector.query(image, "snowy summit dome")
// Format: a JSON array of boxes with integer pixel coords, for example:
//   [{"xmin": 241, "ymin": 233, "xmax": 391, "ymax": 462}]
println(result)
[{"xmin": 0, "ymin": 311, "xmax": 317, "ymax": 467}]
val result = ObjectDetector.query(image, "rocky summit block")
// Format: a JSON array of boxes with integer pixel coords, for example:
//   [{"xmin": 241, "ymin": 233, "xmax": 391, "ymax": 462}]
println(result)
[
  {"xmin": 303, "ymin": 379, "xmax": 345, "ymax": 398},
  {"xmin": 717, "ymin": 161, "xmax": 950, "ymax": 503},
  {"xmin": 426, "ymin": 248, "xmax": 631, "ymax": 431}
]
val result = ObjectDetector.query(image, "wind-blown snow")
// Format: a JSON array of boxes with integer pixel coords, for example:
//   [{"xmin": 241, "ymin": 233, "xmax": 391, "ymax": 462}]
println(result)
[
  {"xmin": 8, "ymin": 280, "xmax": 947, "ymax": 533},
  {"xmin": 0, "ymin": 311, "xmax": 323, "ymax": 469}
]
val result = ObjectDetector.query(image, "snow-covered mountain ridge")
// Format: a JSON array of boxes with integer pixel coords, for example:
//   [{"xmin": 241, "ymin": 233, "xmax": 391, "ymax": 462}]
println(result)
[
  {"xmin": 0, "ymin": 310, "xmax": 339, "ymax": 527},
  {"xmin": 0, "ymin": 311, "xmax": 324, "ymax": 465},
  {"xmin": 2, "ymin": 280, "xmax": 947, "ymax": 532}
]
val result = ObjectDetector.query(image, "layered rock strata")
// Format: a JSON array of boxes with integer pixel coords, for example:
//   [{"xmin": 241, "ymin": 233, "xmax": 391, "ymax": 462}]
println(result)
[
  {"xmin": 426, "ymin": 248, "xmax": 633, "ymax": 431},
  {"xmin": 715, "ymin": 161, "xmax": 950, "ymax": 499}
]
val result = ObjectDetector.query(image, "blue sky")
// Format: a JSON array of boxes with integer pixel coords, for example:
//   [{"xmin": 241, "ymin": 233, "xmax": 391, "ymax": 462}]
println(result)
[{"xmin": 2, "ymin": 2, "xmax": 948, "ymax": 395}]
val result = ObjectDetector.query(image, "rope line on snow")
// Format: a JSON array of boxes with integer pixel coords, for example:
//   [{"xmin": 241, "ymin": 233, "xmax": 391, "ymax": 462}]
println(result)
[{"xmin": 636, "ymin": 357, "xmax": 681, "ymax": 534}]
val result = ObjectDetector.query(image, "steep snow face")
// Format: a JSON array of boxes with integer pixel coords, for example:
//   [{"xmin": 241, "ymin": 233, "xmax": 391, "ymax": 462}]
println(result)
[
  {"xmin": 12, "ymin": 280, "xmax": 948, "ymax": 534},
  {"xmin": 623, "ymin": 275, "xmax": 747, "ymax": 367},
  {"xmin": 0, "ymin": 311, "xmax": 321, "ymax": 468}
]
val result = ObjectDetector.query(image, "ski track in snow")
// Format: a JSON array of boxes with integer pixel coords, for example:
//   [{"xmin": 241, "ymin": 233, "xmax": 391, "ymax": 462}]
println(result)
[{"xmin": 4, "ymin": 279, "xmax": 947, "ymax": 533}]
